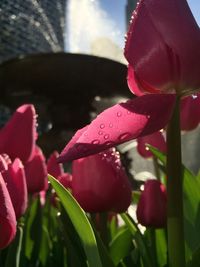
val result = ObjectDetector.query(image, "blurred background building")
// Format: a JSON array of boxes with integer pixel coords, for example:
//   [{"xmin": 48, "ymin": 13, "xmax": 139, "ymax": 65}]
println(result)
[{"xmin": 0, "ymin": 0, "xmax": 66, "ymax": 63}]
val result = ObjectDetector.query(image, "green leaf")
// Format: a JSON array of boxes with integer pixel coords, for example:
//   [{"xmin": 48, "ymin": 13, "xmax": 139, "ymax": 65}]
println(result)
[
  {"xmin": 187, "ymin": 246, "xmax": 200, "ymax": 267},
  {"xmin": 121, "ymin": 213, "xmax": 154, "ymax": 267},
  {"xmin": 48, "ymin": 175, "xmax": 102, "ymax": 267},
  {"xmin": 5, "ymin": 226, "xmax": 23, "ymax": 267},
  {"xmin": 149, "ymin": 146, "xmax": 200, "ymax": 259},
  {"xmin": 109, "ymin": 227, "xmax": 133, "ymax": 265}
]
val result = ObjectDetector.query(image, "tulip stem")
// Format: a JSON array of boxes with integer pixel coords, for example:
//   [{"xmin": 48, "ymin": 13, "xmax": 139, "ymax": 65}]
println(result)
[{"xmin": 166, "ymin": 96, "xmax": 185, "ymax": 267}]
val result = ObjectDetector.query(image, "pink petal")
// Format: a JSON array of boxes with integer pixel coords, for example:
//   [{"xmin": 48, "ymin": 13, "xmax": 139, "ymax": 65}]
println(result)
[
  {"xmin": 0, "ymin": 173, "xmax": 16, "ymax": 249},
  {"xmin": 0, "ymin": 105, "xmax": 37, "ymax": 163},
  {"xmin": 58, "ymin": 173, "xmax": 72, "ymax": 189},
  {"xmin": 136, "ymin": 179, "xmax": 167, "ymax": 228},
  {"xmin": 59, "ymin": 94, "xmax": 175, "ymax": 162},
  {"xmin": 2, "ymin": 158, "xmax": 28, "ymax": 219},
  {"xmin": 125, "ymin": 0, "xmax": 200, "ymax": 94},
  {"xmin": 180, "ymin": 94, "xmax": 200, "ymax": 131},
  {"xmin": 25, "ymin": 146, "xmax": 48, "ymax": 194},
  {"xmin": 72, "ymin": 148, "xmax": 132, "ymax": 213},
  {"xmin": 137, "ymin": 131, "xmax": 166, "ymax": 158},
  {"xmin": 47, "ymin": 151, "xmax": 64, "ymax": 178}
]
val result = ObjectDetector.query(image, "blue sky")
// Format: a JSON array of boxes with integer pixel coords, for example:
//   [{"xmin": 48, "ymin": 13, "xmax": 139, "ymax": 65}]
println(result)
[{"xmin": 100, "ymin": 0, "xmax": 200, "ymax": 34}]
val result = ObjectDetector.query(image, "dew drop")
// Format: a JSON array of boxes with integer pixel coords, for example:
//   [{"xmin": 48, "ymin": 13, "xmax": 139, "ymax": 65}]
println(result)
[
  {"xmin": 192, "ymin": 94, "xmax": 198, "ymax": 99},
  {"xmin": 118, "ymin": 133, "xmax": 131, "ymax": 141},
  {"xmin": 105, "ymin": 141, "xmax": 114, "ymax": 146},
  {"xmin": 109, "ymin": 123, "xmax": 113, "ymax": 128},
  {"xmin": 104, "ymin": 134, "xmax": 109, "ymax": 140},
  {"xmin": 98, "ymin": 131, "xmax": 103, "ymax": 135},
  {"xmin": 117, "ymin": 112, "xmax": 122, "ymax": 117},
  {"xmin": 127, "ymin": 110, "xmax": 131, "ymax": 115},
  {"xmin": 100, "ymin": 123, "xmax": 105, "ymax": 129},
  {"xmin": 91, "ymin": 139, "xmax": 100, "ymax": 144}
]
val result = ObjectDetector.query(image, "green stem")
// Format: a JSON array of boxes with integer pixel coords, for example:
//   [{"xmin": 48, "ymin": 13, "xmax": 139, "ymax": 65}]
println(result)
[
  {"xmin": 166, "ymin": 96, "xmax": 185, "ymax": 267},
  {"xmin": 153, "ymin": 156, "xmax": 161, "ymax": 181}
]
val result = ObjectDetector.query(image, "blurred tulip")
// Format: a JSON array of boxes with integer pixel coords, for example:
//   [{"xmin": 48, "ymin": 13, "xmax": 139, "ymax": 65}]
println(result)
[
  {"xmin": 47, "ymin": 151, "xmax": 64, "ymax": 178},
  {"xmin": 136, "ymin": 179, "xmax": 167, "ymax": 228},
  {"xmin": 0, "ymin": 173, "xmax": 16, "ymax": 249},
  {"xmin": 0, "ymin": 156, "xmax": 28, "ymax": 219},
  {"xmin": 25, "ymin": 146, "xmax": 48, "ymax": 194},
  {"xmin": 180, "ymin": 94, "xmax": 200, "ymax": 131},
  {"xmin": 72, "ymin": 148, "xmax": 132, "ymax": 213},
  {"xmin": 0, "ymin": 104, "xmax": 37, "ymax": 163},
  {"xmin": 137, "ymin": 131, "xmax": 166, "ymax": 158},
  {"xmin": 125, "ymin": 0, "xmax": 200, "ymax": 95}
]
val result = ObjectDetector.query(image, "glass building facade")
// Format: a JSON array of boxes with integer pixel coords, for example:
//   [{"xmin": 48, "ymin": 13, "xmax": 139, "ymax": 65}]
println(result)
[{"xmin": 0, "ymin": 0, "xmax": 66, "ymax": 62}]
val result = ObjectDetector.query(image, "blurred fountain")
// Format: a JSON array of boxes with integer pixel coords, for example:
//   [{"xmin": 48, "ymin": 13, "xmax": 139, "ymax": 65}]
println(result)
[{"xmin": 66, "ymin": 0, "xmax": 126, "ymax": 63}]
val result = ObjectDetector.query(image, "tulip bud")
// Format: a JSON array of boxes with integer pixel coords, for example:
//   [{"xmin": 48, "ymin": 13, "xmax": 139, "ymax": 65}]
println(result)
[
  {"xmin": 0, "ymin": 104, "xmax": 37, "ymax": 163},
  {"xmin": 47, "ymin": 151, "xmax": 64, "ymax": 178},
  {"xmin": 72, "ymin": 148, "xmax": 132, "ymax": 213},
  {"xmin": 0, "ymin": 173, "xmax": 16, "ymax": 249},
  {"xmin": 1, "ymin": 157, "xmax": 28, "ymax": 219},
  {"xmin": 25, "ymin": 146, "xmax": 48, "ymax": 193},
  {"xmin": 136, "ymin": 179, "xmax": 167, "ymax": 228},
  {"xmin": 137, "ymin": 131, "xmax": 166, "ymax": 158}
]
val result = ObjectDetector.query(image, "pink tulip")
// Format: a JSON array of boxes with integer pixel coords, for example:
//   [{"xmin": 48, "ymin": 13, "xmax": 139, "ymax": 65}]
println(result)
[
  {"xmin": 0, "ymin": 156, "xmax": 28, "ymax": 219},
  {"xmin": 180, "ymin": 94, "xmax": 200, "ymax": 131},
  {"xmin": 136, "ymin": 179, "xmax": 167, "ymax": 228},
  {"xmin": 58, "ymin": 0, "xmax": 200, "ymax": 163},
  {"xmin": 0, "ymin": 173, "xmax": 16, "ymax": 249},
  {"xmin": 25, "ymin": 146, "xmax": 48, "ymax": 194},
  {"xmin": 47, "ymin": 151, "xmax": 64, "ymax": 178},
  {"xmin": 137, "ymin": 131, "xmax": 166, "ymax": 158},
  {"xmin": 125, "ymin": 0, "xmax": 200, "ymax": 95},
  {"xmin": 0, "ymin": 105, "xmax": 37, "ymax": 163},
  {"xmin": 72, "ymin": 148, "xmax": 132, "ymax": 213}
]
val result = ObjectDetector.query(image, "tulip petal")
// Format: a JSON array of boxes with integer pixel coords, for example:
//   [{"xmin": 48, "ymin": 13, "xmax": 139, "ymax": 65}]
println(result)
[
  {"xmin": 180, "ymin": 94, "xmax": 200, "ymax": 131},
  {"xmin": 0, "ymin": 105, "xmax": 37, "ymax": 163},
  {"xmin": 136, "ymin": 179, "xmax": 167, "ymax": 228},
  {"xmin": 47, "ymin": 151, "xmax": 64, "ymax": 178},
  {"xmin": 0, "ymin": 173, "xmax": 16, "ymax": 249},
  {"xmin": 137, "ymin": 131, "xmax": 166, "ymax": 158},
  {"xmin": 125, "ymin": 0, "xmax": 200, "ymax": 93},
  {"xmin": 25, "ymin": 146, "xmax": 48, "ymax": 193},
  {"xmin": 59, "ymin": 94, "xmax": 175, "ymax": 162},
  {"xmin": 2, "ymin": 158, "xmax": 28, "ymax": 219},
  {"xmin": 72, "ymin": 148, "xmax": 132, "ymax": 213}
]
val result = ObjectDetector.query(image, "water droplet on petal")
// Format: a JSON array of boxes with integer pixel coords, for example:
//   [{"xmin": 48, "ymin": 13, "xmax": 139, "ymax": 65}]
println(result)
[
  {"xmin": 192, "ymin": 94, "xmax": 198, "ymax": 99},
  {"xmin": 127, "ymin": 110, "xmax": 131, "ymax": 115},
  {"xmin": 100, "ymin": 123, "xmax": 105, "ymax": 129},
  {"xmin": 104, "ymin": 134, "xmax": 109, "ymax": 140},
  {"xmin": 109, "ymin": 123, "xmax": 113, "ymax": 128},
  {"xmin": 117, "ymin": 112, "xmax": 122, "ymax": 117},
  {"xmin": 118, "ymin": 133, "xmax": 131, "ymax": 141},
  {"xmin": 98, "ymin": 131, "xmax": 103, "ymax": 135},
  {"xmin": 105, "ymin": 141, "xmax": 114, "ymax": 146},
  {"xmin": 91, "ymin": 139, "xmax": 100, "ymax": 144}
]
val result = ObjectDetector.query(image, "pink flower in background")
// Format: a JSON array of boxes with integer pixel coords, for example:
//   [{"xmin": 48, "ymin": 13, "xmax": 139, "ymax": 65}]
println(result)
[
  {"xmin": 47, "ymin": 151, "xmax": 64, "ymax": 179},
  {"xmin": 180, "ymin": 94, "xmax": 200, "ymax": 131},
  {"xmin": 0, "ymin": 104, "xmax": 37, "ymax": 163},
  {"xmin": 47, "ymin": 151, "xmax": 72, "ymax": 188},
  {"xmin": 137, "ymin": 131, "xmax": 166, "ymax": 158},
  {"xmin": 72, "ymin": 148, "xmax": 132, "ymax": 213},
  {"xmin": 0, "ymin": 173, "xmax": 16, "ymax": 249},
  {"xmin": 0, "ymin": 156, "xmax": 28, "ymax": 219},
  {"xmin": 25, "ymin": 146, "xmax": 48, "ymax": 194},
  {"xmin": 136, "ymin": 179, "xmax": 167, "ymax": 228},
  {"xmin": 58, "ymin": 0, "xmax": 200, "ymax": 163}
]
